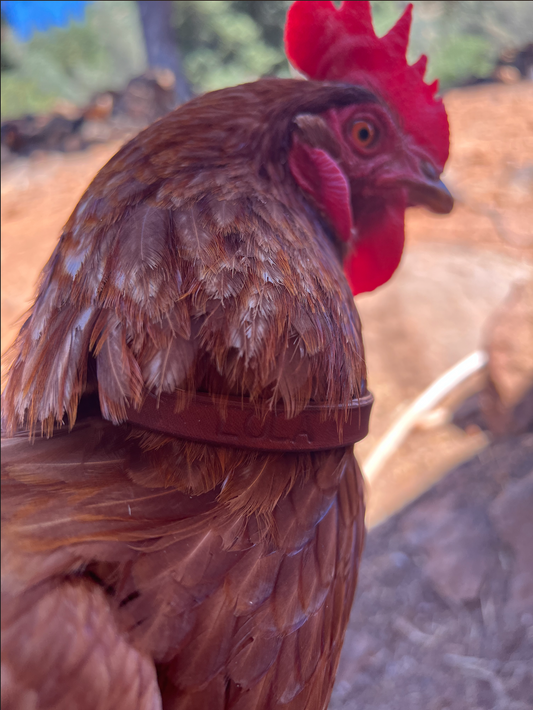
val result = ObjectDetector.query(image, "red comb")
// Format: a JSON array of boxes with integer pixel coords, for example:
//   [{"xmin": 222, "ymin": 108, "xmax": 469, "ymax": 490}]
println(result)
[{"xmin": 285, "ymin": 1, "xmax": 449, "ymax": 168}]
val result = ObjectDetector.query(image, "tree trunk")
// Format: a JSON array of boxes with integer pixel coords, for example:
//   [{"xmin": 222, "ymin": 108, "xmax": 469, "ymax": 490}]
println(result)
[{"xmin": 137, "ymin": 0, "xmax": 192, "ymax": 105}]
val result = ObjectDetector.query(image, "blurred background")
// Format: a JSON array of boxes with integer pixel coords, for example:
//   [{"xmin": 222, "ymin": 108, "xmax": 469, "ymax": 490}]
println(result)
[
  {"xmin": 1, "ymin": 2, "xmax": 532, "ymax": 708},
  {"xmin": 1, "ymin": 0, "xmax": 533, "ymax": 119}
]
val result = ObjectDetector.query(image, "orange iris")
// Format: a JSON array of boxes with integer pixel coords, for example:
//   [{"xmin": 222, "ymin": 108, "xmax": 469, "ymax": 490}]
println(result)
[{"xmin": 352, "ymin": 121, "xmax": 376, "ymax": 148}]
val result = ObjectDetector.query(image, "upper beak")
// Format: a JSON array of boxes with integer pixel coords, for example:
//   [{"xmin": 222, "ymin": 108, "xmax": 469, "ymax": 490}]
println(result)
[
  {"xmin": 406, "ymin": 177, "xmax": 454, "ymax": 215},
  {"xmin": 404, "ymin": 160, "xmax": 454, "ymax": 214}
]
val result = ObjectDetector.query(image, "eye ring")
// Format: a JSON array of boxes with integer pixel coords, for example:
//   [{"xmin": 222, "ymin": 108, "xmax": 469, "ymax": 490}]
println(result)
[{"xmin": 352, "ymin": 120, "xmax": 376, "ymax": 149}]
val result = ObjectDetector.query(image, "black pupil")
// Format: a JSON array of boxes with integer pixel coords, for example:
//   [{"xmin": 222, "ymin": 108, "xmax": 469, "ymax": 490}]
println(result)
[{"xmin": 359, "ymin": 127, "xmax": 370, "ymax": 142}]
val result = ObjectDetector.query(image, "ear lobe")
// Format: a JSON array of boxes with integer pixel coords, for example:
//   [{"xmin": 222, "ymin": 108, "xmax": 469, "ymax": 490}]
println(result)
[{"xmin": 289, "ymin": 135, "xmax": 354, "ymax": 244}]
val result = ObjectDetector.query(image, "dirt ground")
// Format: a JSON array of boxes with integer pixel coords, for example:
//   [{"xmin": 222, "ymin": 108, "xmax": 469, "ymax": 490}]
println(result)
[
  {"xmin": 1, "ymin": 80, "xmax": 533, "ymax": 709},
  {"xmin": 332, "ymin": 432, "xmax": 533, "ymax": 710}
]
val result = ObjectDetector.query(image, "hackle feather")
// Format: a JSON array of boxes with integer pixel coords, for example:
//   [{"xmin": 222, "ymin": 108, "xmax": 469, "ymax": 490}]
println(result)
[{"xmin": 2, "ymin": 79, "xmax": 369, "ymax": 709}]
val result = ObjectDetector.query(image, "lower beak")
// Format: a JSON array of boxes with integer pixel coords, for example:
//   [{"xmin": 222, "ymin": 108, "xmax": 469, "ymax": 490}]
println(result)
[{"xmin": 406, "ymin": 177, "xmax": 454, "ymax": 215}]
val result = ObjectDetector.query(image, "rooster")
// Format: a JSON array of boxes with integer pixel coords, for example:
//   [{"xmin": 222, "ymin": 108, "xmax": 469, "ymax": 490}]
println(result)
[{"xmin": 1, "ymin": 2, "xmax": 452, "ymax": 709}]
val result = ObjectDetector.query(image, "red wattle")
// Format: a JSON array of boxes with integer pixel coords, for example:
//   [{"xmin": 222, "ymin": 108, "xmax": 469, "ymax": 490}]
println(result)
[{"xmin": 345, "ymin": 201, "xmax": 406, "ymax": 294}]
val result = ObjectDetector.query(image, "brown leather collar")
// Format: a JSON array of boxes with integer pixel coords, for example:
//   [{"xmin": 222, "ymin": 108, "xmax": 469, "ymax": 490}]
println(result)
[{"xmin": 126, "ymin": 390, "xmax": 373, "ymax": 452}]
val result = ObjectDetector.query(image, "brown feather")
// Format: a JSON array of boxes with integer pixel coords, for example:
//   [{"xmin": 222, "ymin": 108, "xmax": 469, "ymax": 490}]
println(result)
[{"xmin": 2, "ymin": 78, "xmax": 370, "ymax": 709}]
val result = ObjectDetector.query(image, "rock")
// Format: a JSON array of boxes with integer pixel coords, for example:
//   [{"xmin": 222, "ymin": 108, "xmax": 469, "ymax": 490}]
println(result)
[{"xmin": 481, "ymin": 278, "xmax": 533, "ymax": 435}]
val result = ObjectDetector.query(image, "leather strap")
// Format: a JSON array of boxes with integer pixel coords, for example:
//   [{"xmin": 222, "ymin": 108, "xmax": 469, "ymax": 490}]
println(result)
[{"xmin": 126, "ymin": 390, "xmax": 373, "ymax": 452}]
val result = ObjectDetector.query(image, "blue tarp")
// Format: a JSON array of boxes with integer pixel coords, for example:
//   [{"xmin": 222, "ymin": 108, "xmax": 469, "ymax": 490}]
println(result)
[{"xmin": 1, "ymin": 1, "xmax": 91, "ymax": 41}]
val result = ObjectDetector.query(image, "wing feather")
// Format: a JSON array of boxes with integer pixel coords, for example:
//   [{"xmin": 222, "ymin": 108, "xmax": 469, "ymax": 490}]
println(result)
[
  {"xmin": 2, "ymin": 579, "xmax": 161, "ymax": 710},
  {"xmin": 2, "ymin": 420, "xmax": 364, "ymax": 709}
]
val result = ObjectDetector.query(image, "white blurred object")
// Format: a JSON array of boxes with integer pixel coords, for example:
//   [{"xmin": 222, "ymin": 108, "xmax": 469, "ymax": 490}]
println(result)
[{"xmin": 363, "ymin": 350, "xmax": 489, "ymax": 485}]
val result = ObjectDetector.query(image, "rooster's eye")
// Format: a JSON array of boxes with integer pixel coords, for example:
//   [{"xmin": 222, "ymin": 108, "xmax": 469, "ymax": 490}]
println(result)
[{"xmin": 352, "ymin": 121, "xmax": 376, "ymax": 149}]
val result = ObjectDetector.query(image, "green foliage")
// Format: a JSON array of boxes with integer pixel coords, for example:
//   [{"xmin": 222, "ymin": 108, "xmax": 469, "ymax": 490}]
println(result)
[
  {"xmin": 409, "ymin": 0, "xmax": 533, "ymax": 87},
  {"xmin": 1, "ymin": 1, "xmax": 146, "ymax": 119},
  {"xmin": 427, "ymin": 34, "xmax": 494, "ymax": 87},
  {"xmin": 368, "ymin": 1, "xmax": 408, "ymax": 36},
  {"xmin": 367, "ymin": 1, "xmax": 533, "ymax": 88},
  {"xmin": 171, "ymin": 1, "xmax": 291, "ymax": 93},
  {"xmin": 1, "ymin": 74, "xmax": 57, "ymax": 117}
]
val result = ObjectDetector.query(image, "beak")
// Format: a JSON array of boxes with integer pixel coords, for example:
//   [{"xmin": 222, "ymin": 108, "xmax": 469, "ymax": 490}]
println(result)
[
  {"xmin": 404, "ymin": 160, "xmax": 454, "ymax": 214},
  {"xmin": 406, "ymin": 177, "xmax": 454, "ymax": 215}
]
